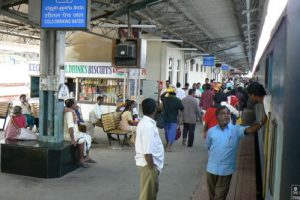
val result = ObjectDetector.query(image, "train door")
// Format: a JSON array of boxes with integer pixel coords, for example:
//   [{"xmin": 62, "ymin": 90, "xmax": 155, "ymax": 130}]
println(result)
[{"xmin": 263, "ymin": 53, "xmax": 275, "ymax": 199}]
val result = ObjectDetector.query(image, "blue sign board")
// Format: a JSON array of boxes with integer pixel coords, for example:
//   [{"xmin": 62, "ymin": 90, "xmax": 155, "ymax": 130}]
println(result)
[
  {"xmin": 221, "ymin": 64, "xmax": 230, "ymax": 70},
  {"xmin": 41, "ymin": 0, "xmax": 88, "ymax": 29},
  {"xmin": 203, "ymin": 56, "xmax": 215, "ymax": 66}
]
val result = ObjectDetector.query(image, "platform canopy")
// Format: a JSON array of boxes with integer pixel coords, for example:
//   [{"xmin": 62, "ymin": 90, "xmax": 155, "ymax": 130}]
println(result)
[{"xmin": 0, "ymin": 0, "xmax": 265, "ymax": 72}]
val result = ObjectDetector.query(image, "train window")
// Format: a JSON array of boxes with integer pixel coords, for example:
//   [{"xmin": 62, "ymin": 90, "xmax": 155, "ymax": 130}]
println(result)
[
  {"xmin": 196, "ymin": 64, "xmax": 199, "ymax": 72},
  {"xmin": 269, "ymin": 119, "xmax": 278, "ymax": 196},
  {"xmin": 265, "ymin": 53, "xmax": 273, "ymax": 91}
]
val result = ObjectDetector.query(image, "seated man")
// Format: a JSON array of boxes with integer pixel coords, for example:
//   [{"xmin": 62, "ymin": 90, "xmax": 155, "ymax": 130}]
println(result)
[
  {"xmin": 64, "ymin": 99, "xmax": 96, "ymax": 168},
  {"xmin": 89, "ymin": 95, "xmax": 117, "ymax": 140},
  {"xmin": 74, "ymin": 103, "xmax": 96, "ymax": 144},
  {"xmin": 89, "ymin": 95, "xmax": 104, "ymax": 127}
]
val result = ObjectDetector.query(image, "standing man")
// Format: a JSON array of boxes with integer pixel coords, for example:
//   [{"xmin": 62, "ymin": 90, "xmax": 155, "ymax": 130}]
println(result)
[
  {"xmin": 200, "ymin": 84, "xmax": 215, "ymax": 116},
  {"xmin": 206, "ymin": 106, "xmax": 265, "ymax": 200},
  {"xmin": 194, "ymin": 82, "xmax": 202, "ymax": 100},
  {"xmin": 161, "ymin": 88, "xmax": 184, "ymax": 152},
  {"xmin": 182, "ymin": 89, "xmax": 201, "ymax": 147},
  {"xmin": 176, "ymin": 82, "xmax": 186, "ymax": 100},
  {"xmin": 202, "ymin": 78, "xmax": 210, "ymax": 90},
  {"xmin": 182, "ymin": 82, "xmax": 190, "ymax": 96},
  {"xmin": 135, "ymin": 98, "xmax": 164, "ymax": 200},
  {"xmin": 160, "ymin": 80, "xmax": 171, "ymax": 96}
]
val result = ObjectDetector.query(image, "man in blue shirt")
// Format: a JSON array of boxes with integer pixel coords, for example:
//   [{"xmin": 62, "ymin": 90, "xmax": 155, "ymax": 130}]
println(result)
[{"xmin": 206, "ymin": 106, "xmax": 264, "ymax": 200}]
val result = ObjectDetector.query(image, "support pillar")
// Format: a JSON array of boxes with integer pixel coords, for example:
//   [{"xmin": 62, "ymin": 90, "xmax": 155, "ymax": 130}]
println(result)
[{"xmin": 39, "ymin": 30, "xmax": 66, "ymax": 143}]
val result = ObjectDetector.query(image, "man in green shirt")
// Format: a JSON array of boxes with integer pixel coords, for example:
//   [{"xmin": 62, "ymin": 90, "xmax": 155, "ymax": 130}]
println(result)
[{"xmin": 161, "ymin": 88, "xmax": 184, "ymax": 152}]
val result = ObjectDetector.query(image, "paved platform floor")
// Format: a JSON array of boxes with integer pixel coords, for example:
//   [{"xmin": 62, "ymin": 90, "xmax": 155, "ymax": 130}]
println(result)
[{"xmin": 0, "ymin": 124, "xmax": 209, "ymax": 200}]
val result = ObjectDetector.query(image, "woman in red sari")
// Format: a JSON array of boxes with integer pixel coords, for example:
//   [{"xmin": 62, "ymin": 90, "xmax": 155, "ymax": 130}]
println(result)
[{"xmin": 5, "ymin": 106, "xmax": 37, "ymax": 140}]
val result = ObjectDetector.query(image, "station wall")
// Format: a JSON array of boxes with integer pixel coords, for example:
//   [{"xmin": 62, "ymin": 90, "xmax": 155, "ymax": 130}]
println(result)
[{"xmin": 65, "ymin": 32, "xmax": 112, "ymax": 62}]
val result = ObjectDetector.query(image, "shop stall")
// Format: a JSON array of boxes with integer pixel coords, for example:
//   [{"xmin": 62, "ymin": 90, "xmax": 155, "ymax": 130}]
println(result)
[
  {"xmin": 28, "ymin": 62, "xmax": 127, "ymax": 119},
  {"xmin": 28, "ymin": 62, "xmax": 147, "ymax": 119}
]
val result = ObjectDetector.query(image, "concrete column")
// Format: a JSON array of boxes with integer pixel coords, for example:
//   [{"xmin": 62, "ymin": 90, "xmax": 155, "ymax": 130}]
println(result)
[{"xmin": 39, "ymin": 30, "xmax": 66, "ymax": 143}]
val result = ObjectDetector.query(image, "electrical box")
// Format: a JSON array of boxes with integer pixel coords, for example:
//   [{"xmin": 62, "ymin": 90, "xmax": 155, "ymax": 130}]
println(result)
[
  {"xmin": 115, "ymin": 41, "xmax": 136, "ymax": 59},
  {"xmin": 112, "ymin": 39, "xmax": 147, "ymax": 68}
]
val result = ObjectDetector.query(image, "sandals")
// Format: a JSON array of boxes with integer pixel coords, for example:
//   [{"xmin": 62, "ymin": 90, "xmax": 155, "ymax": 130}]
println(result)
[
  {"xmin": 85, "ymin": 159, "xmax": 97, "ymax": 164},
  {"xmin": 79, "ymin": 162, "xmax": 90, "ymax": 168}
]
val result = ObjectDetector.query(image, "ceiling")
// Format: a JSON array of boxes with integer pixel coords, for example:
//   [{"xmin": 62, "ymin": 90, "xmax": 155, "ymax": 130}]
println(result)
[{"xmin": 0, "ymin": 0, "xmax": 265, "ymax": 72}]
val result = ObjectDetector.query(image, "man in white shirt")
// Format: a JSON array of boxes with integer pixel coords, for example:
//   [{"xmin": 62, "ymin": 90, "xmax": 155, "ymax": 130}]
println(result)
[
  {"xmin": 89, "ymin": 95, "xmax": 104, "ymax": 127},
  {"xmin": 135, "ymin": 98, "xmax": 164, "ymax": 200},
  {"xmin": 176, "ymin": 82, "xmax": 186, "ymax": 100},
  {"xmin": 64, "ymin": 99, "xmax": 96, "ymax": 168}
]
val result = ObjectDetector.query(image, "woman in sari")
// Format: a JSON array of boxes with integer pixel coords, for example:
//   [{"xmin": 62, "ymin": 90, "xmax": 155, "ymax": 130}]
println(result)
[
  {"xmin": 5, "ymin": 106, "xmax": 37, "ymax": 140},
  {"xmin": 119, "ymin": 100, "xmax": 138, "ymax": 145}
]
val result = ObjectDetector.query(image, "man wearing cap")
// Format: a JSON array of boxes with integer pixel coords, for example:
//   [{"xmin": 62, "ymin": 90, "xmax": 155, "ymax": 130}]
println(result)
[
  {"xmin": 160, "ymin": 80, "xmax": 172, "ymax": 96},
  {"xmin": 161, "ymin": 88, "xmax": 184, "ymax": 152}
]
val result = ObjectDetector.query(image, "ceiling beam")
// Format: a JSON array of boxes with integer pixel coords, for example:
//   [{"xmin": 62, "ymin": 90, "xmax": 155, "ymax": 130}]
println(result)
[
  {"xmin": 109, "ymin": 0, "xmax": 162, "ymax": 18},
  {"xmin": 0, "ymin": 9, "xmax": 38, "ymax": 27},
  {"xmin": 134, "ymin": 11, "xmax": 207, "ymax": 52},
  {"xmin": 0, "ymin": 0, "xmax": 4, "ymax": 10},
  {"xmin": 2, "ymin": 0, "xmax": 26, "ymax": 8},
  {"xmin": 0, "ymin": 29, "xmax": 39, "ymax": 40}
]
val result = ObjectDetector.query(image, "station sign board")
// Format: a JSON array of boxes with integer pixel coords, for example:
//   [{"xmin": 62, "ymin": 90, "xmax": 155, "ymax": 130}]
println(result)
[
  {"xmin": 41, "ymin": 0, "xmax": 90, "ymax": 29},
  {"xmin": 203, "ymin": 55, "xmax": 215, "ymax": 67},
  {"xmin": 221, "ymin": 64, "xmax": 230, "ymax": 71}
]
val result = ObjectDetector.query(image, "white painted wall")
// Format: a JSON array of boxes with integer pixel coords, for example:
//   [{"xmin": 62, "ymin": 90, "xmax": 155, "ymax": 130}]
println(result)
[
  {"xmin": 144, "ymin": 41, "xmax": 163, "ymax": 81},
  {"xmin": 144, "ymin": 41, "xmax": 185, "ymax": 86},
  {"xmin": 185, "ymin": 57, "xmax": 224, "ymax": 85},
  {"xmin": 165, "ymin": 43, "xmax": 185, "ymax": 85}
]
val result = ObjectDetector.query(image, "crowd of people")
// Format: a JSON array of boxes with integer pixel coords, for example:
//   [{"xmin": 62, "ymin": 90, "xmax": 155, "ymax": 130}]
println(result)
[
  {"xmin": 157, "ymin": 78, "xmax": 251, "ymax": 152},
  {"xmin": 136, "ymin": 77, "xmax": 269, "ymax": 200},
  {"xmin": 3, "ymin": 77, "xmax": 271, "ymax": 200}
]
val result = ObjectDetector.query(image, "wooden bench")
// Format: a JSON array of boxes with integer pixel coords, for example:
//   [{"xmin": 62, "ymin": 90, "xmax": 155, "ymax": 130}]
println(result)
[
  {"xmin": 101, "ymin": 112, "xmax": 131, "ymax": 147},
  {"xmin": 0, "ymin": 102, "xmax": 11, "ymax": 131}
]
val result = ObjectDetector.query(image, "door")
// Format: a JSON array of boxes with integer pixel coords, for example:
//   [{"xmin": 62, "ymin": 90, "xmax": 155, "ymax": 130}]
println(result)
[{"xmin": 142, "ymin": 80, "xmax": 159, "ymax": 102}]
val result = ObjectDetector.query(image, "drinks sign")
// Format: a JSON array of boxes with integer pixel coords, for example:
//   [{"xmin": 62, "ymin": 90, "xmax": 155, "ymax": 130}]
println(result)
[
  {"xmin": 65, "ymin": 64, "xmax": 113, "ymax": 75},
  {"xmin": 28, "ymin": 62, "xmax": 125, "ymax": 78},
  {"xmin": 41, "ymin": 0, "xmax": 89, "ymax": 29}
]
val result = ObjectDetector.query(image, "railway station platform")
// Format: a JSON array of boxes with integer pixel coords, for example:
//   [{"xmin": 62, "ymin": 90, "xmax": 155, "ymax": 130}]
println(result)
[{"xmin": 0, "ymin": 122, "xmax": 260, "ymax": 200}]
